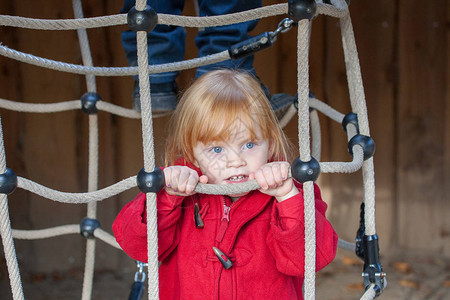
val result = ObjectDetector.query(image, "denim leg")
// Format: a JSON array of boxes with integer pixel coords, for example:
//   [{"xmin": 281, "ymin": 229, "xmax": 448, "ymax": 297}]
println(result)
[
  {"xmin": 195, "ymin": 0, "xmax": 262, "ymax": 78},
  {"xmin": 120, "ymin": 0, "xmax": 186, "ymax": 84}
]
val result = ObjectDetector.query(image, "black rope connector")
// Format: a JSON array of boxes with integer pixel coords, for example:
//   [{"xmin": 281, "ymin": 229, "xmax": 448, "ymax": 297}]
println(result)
[
  {"xmin": 288, "ymin": 0, "xmax": 317, "ymax": 22},
  {"xmin": 362, "ymin": 234, "xmax": 386, "ymax": 296},
  {"xmin": 342, "ymin": 112, "xmax": 359, "ymax": 133},
  {"xmin": 0, "ymin": 168, "xmax": 17, "ymax": 195},
  {"xmin": 348, "ymin": 134, "xmax": 375, "ymax": 160},
  {"xmin": 291, "ymin": 157, "xmax": 320, "ymax": 183},
  {"xmin": 81, "ymin": 92, "xmax": 101, "ymax": 114},
  {"xmin": 127, "ymin": 5, "xmax": 158, "ymax": 33},
  {"xmin": 355, "ymin": 202, "xmax": 365, "ymax": 260},
  {"xmin": 229, "ymin": 32, "xmax": 274, "ymax": 60},
  {"xmin": 137, "ymin": 167, "xmax": 165, "ymax": 193},
  {"xmin": 80, "ymin": 217, "xmax": 101, "ymax": 239}
]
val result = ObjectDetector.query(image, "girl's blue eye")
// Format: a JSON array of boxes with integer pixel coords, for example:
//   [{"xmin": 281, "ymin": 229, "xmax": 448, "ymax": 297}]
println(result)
[
  {"xmin": 245, "ymin": 142, "xmax": 255, "ymax": 149},
  {"xmin": 212, "ymin": 147, "xmax": 223, "ymax": 154}
]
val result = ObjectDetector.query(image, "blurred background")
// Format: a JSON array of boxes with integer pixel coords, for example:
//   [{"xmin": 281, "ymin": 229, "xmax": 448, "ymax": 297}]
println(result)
[{"xmin": 0, "ymin": 0, "xmax": 448, "ymax": 299}]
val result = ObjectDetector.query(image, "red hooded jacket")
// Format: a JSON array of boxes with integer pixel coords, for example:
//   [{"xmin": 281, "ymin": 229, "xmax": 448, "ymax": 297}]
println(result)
[{"xmin": 113, "ymin": 177, "xmax": 337, "ymax": 299}]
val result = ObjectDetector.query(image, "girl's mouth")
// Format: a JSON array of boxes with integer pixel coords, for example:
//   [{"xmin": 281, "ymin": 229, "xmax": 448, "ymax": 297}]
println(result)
[{"xmin": 226, "ymin": 175, "xmax": 248, "ymax": 183}]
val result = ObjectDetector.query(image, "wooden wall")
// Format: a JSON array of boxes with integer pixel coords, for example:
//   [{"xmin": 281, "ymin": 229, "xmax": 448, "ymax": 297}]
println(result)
[{"xmin": 0, "ymin": 0, "xmax": 448, "ymax": 277}]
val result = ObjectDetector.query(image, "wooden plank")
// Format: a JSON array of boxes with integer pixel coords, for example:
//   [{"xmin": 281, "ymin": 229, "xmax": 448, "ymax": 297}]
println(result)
[
  {"xmin": 16, "ymin": 0, "xmax": 85, "ymax": 273},
  {"xmin": 397, "ymin": 0, "xmax": 448, "ymax": 253}
]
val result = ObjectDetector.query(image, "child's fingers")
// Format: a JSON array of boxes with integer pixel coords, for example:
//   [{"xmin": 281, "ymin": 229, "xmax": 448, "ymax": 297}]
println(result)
[
  {"xmin": 176, "ymin": 168, "xmax": 192, "ymax": 193},
  {"xmin": 256, "ymin": 162, "xmax": 290, "ymax": 190},
  {"xmin": 163, "ymin": 167, "xmax": 173, "ymax": 188},
  {"xmin": 254, "ymin": 169, "xmax": 269, "ymax": 190},
  {"xmin": 270, "ymin": 163, "xmax": 284, "ymax": 187},
  {"xmin": 280, "ymin": 162, "xmax": 290, "ymax": 180},
  {"xmin": 164, "ymin": 166, "xmax": 197, "ymax": 194},
  {"xmin": 185, "ymin": 170, "xmax": 199, "ymax": 194},
  {"xmin": 262, "ymin": 165, "xmax": 277, "ymax": 189},
  {"xmin": 169, "ymin": 167, "xmax": 182, "ymax": 190}
]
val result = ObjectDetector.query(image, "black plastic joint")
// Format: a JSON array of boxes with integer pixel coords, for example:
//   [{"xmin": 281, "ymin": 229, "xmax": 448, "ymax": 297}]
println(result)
[
  {"xmin": 127, "ymin": 5, "xmax": 158, "ymax": 33},
  {"xmin": 362, "ymin": 234, "xmax": 386, "ymax": 296},
  {"xmin": 229, "ymin": 32, "xmax": 274, "ymax": 60},
  {"xmin": 80, "ymin": 217, "xmax": 101, "ymax": 239},
  {"xmin": 342, "ymin": 112, "xmax": 359, "ymax": 133},
  {"xmin": 348, "ymin": 134, "xmax": 375, "ymax": 160},
  {"xmin": 288, "ymin": 0, "xmax": 317, "ymax": 22},
  {"xmin": 81, "ymin": 92, "xmax": 101, "ymax": 114},
  {"xmin": 137, "ymin": 167, "xmax": 165, "ymax": 193},
  {"xmin": 291, "ymin": 157, "xmax": 320, "ymax": 183},
  {"xmin": 0, "ymin": 168, "xmax": 17, "ymax": 195}
]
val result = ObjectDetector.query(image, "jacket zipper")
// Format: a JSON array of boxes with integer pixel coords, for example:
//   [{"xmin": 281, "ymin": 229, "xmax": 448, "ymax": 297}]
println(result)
[{"xmin": 215, "ymin": 197, "xmax": 233, "ymax": 243}]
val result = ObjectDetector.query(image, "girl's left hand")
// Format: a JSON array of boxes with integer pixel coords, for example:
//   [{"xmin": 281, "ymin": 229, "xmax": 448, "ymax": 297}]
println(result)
[{"xmin": 250, "ymin": 162, "xmax": 299, "ymax": 202}]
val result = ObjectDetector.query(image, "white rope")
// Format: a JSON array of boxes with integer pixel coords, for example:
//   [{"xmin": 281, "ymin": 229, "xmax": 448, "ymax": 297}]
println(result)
[
  {"xmin": 296, "ymin": 19, "xmax": 316, "ymax": 300},
  {"xmin": 158, "ymin": 4, "xmax": 287, "ymax": 27},
  {"xmin": 12, "ymin": 225, "xmax": 121, "ymax": 249},
  {"xmin": 0, "ymin": 14, "xmax": 127, "ymax": 30},
  {"xmin": 96, "ymin": 101, "xmax": 141, "ymax": 118},
  {"xmin": 337, "ymin": 0, "xmax": 376, "ymax": 236},
  {"xmin": 16, "ymin": 176, "xmax": 137, "ymax": 203},
  {"xmin": 12, "ymin": 225, "xmax": 79, "ymax": 239},
  {"xmin": 310, "ymin": 97, "xmax": 345, "ymax": 123},
  {"xmin": 278, "ymin": 104, "xmax": 297, "ymax": 128},
  {"xmin": 130, "ymin": 0, "xmax": 159, "ymax": 298},
  {"xmin": 0, "ymin": 3, "xmax": 348, "ymax": 31},
  {"xmin": 0, "ymin": 115, "xmax": 24, "ymax": 300},
  {"xmin": 72, "ymin": 0, "xmax": 99, "ymax": 298},
  {"xmin": 7, "ymin": 156, "xmax": 366, "ymax": 206},
  {"xmin": 0, "ymin": 45, "xmax": 231, "ymax": 76},
  {"xmin": 310, "ymin": 109, "xmax": 322, "ymax": 162},
  {"xmin": 360, "ymin": 284, "xmax": 377, "ymax": 300},
  {"xmin": 94, "ymin": 228, "xmax": 121, "ymax": 249},
  {"xmin": 0, "ymin": 98, "xmax": 80, "ymax": 112}
]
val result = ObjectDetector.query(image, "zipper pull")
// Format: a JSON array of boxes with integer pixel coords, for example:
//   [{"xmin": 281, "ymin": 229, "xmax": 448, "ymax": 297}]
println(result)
[
  {"xmin": 213, "ymin": 247, "xmax": 233, "ymax": 269},
  {"xmin": 222, "ymin": 204, "xmax": 231, "ymax": 222},
  {"xmin": 215, "ymin": 203, "xmax": 230, "ymax": 243}
]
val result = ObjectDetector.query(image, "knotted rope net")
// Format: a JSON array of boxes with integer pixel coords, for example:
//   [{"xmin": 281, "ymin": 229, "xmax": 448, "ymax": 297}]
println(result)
[{"xmin": 0, "ymin": 0, "xmax": 382, "ymax": 299}]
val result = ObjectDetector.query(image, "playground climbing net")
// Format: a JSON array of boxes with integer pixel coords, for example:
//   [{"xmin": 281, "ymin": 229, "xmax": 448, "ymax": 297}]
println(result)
[{"xmin": 0, "ymin": 0, "xmax": 386, "ymax": 299}]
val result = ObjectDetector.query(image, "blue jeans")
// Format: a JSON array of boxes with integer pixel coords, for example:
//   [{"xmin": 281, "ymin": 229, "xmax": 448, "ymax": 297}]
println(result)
[{"xmin": 121, "ymin": 0, "xmax": 261, "ymax": 84}]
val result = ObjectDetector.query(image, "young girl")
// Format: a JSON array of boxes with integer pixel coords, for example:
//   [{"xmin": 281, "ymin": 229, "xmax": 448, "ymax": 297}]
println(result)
[{"xmin": 113, "ymin": 69, "xmax": 338, "ymax": 299}]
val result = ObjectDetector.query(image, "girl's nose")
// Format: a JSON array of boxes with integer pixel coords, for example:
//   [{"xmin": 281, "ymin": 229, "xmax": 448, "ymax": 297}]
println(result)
[{"xmin": 226, "ymin": 151, "xmax": 246, "ymax": 168}]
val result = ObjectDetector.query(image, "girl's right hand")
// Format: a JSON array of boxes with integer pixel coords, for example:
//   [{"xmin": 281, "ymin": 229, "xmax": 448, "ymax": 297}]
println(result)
[{"xmin": 163, "ymin": 166, "xmax": 208, "ymax": 196}]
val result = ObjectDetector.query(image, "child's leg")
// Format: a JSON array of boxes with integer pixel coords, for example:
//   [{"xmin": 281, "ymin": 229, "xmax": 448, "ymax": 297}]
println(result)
[
  {"xmin": 194, "ymin": 0, "xmax": 261, "ymax": 77},
  {"xmin": 194, "ymin": 0, "xmax": 270, "ymax": 98},
  {"xmin": 120, "ymin": 0, "xmax": 186, "ymax": 112}
]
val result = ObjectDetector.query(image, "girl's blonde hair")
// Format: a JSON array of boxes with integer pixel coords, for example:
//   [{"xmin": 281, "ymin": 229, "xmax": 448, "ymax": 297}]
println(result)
[{"xmin": 165, "ymin": 69, "xmax": 292, "ymax": 166}]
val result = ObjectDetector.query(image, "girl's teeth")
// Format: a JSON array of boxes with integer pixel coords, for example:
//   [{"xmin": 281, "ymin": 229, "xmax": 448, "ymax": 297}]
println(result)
[{"xmin": 229, "ymin": 175, "xmax": 245, "ymax": 181}]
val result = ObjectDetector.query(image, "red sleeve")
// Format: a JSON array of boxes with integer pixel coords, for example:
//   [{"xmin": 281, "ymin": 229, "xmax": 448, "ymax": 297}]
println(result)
[
  {"xmin": 266, "ymin": 182, "xmax": 338, "ymax": 276},
  {"xmin": 112, "ymin": 191, "xmax": 185, "ymax": 263}
]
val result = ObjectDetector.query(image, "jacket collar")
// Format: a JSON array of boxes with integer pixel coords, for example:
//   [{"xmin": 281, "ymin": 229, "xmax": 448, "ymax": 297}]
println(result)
[
  {"xmin": 220, "ymin": 190, "xmax": 273, "ymax": 253},
  {"xmin": 175, "ymin": 157, "xmax": 274, "ymax": 252}
]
